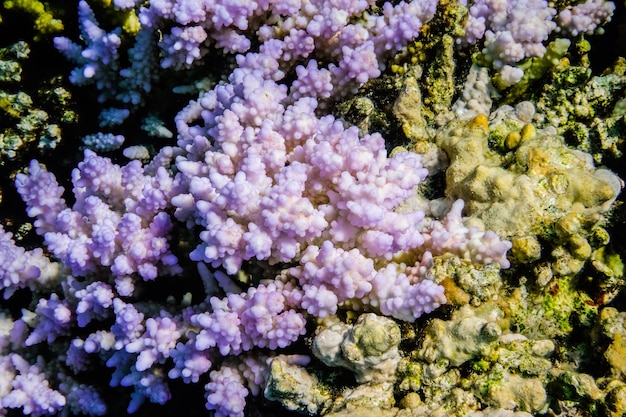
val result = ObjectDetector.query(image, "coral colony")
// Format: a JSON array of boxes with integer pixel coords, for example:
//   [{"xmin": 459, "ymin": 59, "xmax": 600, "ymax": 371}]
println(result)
[{"xmin": 0, "ymin": 0, "xmax": 621, "ymax": 416}]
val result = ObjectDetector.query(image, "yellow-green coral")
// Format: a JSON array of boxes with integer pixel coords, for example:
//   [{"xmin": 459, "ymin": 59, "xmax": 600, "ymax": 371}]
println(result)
[
  {"xmin": 2, "ymin": 0, "xmax": 63, "ymax": 36},
  {"xmin": 88, "ymin": 0, "xmax": 140, "ymax": 34}
]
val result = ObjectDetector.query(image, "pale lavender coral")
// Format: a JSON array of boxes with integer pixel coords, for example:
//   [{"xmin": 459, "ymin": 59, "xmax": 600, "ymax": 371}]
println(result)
[
  {"xmin": 98, "ymin": 107, "xmax": 131, "ymax": 127},
  {"xmin": 290, "ymin": 60, "xmax": 334, "ymax": 101},
  {"xmin": 372, "ymin": 264, "xmax": 447, "ymax": 321},
  {"xmin": 60, "ymin": 382, "xmax": 107, "ymax": 416},
  {"xmin": 81, "ymin": 132, "xmax": 125, "ymax": 152},
  {"xmin": 65, "ymin": 338, "xmax": 91, "ymax": 372},
  {"xmin": 237, "ymin": 354, "xmax": 274, "ymax": 396},
  {"xmin": 24, "ymin": 294, "xmax": 72, "ymax": 346},
  {"xmin": 125, "ymin": 315, "xmax": 182, "ymax": 371},
  {"xmin": 159, "ymin": 26, "xmax": 209, "ymax": 69},
  {"xmin": 83, "ymin": 330, "xmax": 116, "ymax": 353},
  {"xmin": 212, "ymin": 28, "xmax": 252, "ymax": 53},
  {"xmin": 0, "ymin": 354, "xmax": 66, "ymax": 417},
  {"xmin": 173, "ymin": 69, "xmax": 430, "ymax": 276},
  {"xmin": 14, "ymin": 160, "xmax": 66, "ymax": 235},
  {"xmin": 172, "ymin": 63, "xmax": 513, "ymax": 324},
  {"xmin": 170, "ymin": 0, "xmax": 206, "ymax": 24},
  {"xmin": 294, "ymin": 242, "xmax": 375, "ymax": 317},
  {"xmin": 113, "ymin": 0, "xmax": 141, "ymax": 9},
  {"xmin": 98, "ymin": 347, "xmax": 172, "ymax": 413},
  {"xmin": 139, "ymin": 0, "xmax": 267, "ymax": 62},
  {"xmin": 557, "ymin": 0, "xmax": 615, "ymax": 36},
  {"xmin": 56, "ymin": 3, "xmax": 158, "ymax": 110},
  {"xmin": 117, "ymin": 27, "xmax": 160, "ymax": 105},
  {"xmin": 498, "ymin": 64, "xmax": 525, "ymax": 87},
  {"xmin": 110, "ymin": 298, "xmax": 145, "ymax": 346},
  {"xmin": 54, "ymin": 0, "xmax": 121, "ymax": 95},
  {"xmin": 73, "ymin": 281, "xmax": 115, "ymax": 327},
  {"xmin": 0, "ymin": 225, "xmax": 58, "ymax": 298},
  {"xmin": 422, "ymin": 200, "xmax": 513, "ymax": 268},
  {"xmin": 119, "ymin": 367, "xmax": 172, "ymax": 413},
  {"xmin": 191, "ymin": 283, "xmax": 307, "ymax": 355},
  {"xmin": 123, "ymin": 145, "xmax": 152, "ymax": 160},
  {"xmin": 138, "ymin": 0, "xmax": 434, "ymax": 98},
  {"xmin": 368, "ymin": 0, "xmax": 438, "ymax": 54},
  {"xmin": 205, "ymin": 366, "xmax": 248, "ymax": 417},
  {"xmin": 168, "ymin": 338, "xmax": 213, "ymax": 383},
  {"xmin": 462, "ymin": 0, "xmax": 558, "ymax": 68},
  {"xmin": 293, "ymin": 242, "xmax": 447, "ymax": 322},
  {"xmin": 332, "ymin": 41, "xmax": 381, "ymax": 84},
  {"xmin": 59, "ymin": 0, "xmax": 433, "ymax": 116},
  {"xmin": 16, "ymin": 151, "xmax": 182, "ymax": 287}
]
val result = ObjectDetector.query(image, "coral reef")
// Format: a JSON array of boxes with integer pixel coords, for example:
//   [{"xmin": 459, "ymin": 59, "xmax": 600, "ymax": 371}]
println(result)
[{"xmin": 0, "ymin": 0, "xmax": 625, "ymax": 416}]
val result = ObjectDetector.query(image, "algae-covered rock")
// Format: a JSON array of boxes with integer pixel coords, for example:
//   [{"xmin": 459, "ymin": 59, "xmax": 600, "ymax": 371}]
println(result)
[
  {"xmin": 418, "ymin": 305, "xmax": 502, "ymax": 367},
  {"xmin": 507, "ymin": 274, "xmax": 598, "ymax": 339},
  {"xmin": 590, "ymin": 246, "xmax": 625, "ymax": 301},
  {"xmin": 490, "ymin": 338, "xmax": 554, "ymax": 378},
  {"xmin": 393, "ymin": 66, "xmax": 430, "ymax": 142},
  {"xmin": 535, "ymin": 57, "xmax": 626, "ymax": 163},
  {"xmin": 0, "ymin": 41, "xmax": 77, "ymax": 165},
  {"xmin": 593, "ymin": 307, "xmax": 626, "ymax": 379},
  {"xmin": 549, "ymin": 371, "xmax": 603, "ymax": 403},
  {"xmin": 264, "ymin": 356, "xmax": 333, "ymax": 415},
  {"xmin": 312, "ymin": 313, "xmax": 401, "ymax": 384},
  {"xmin": 433, "ymin": 105, "xmax": 621, "ymax": 294},
  {"xmin": 328, "ymin": 382, "xmax": 397, "ymax": 415},
  {"xmin": 467, "ymin": 409, "xmax": 533, "ymax": 417},
  {"xmin": 437, "ymin": 109, "xmax": 621, "ymax": 241},
  {"xmin": 475, "ymin": 373, "xmax": 548, "ymax": 414},
  {"xmin": 2, "ymin": 0, "xmax": 64, "ymax": 37},
  {"xmin": 429, "ymin": 253, "xmax": 504, "ymax": 303},
  {"xmin": 604, "ymin": 382, "xmax": 626, "ymax": 417}
]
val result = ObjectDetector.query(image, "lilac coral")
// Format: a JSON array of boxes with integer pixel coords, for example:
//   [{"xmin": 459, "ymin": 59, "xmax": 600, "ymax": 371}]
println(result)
[
  {"xmin": 0, "ymin": 0, "xmax": 522, "ymax": 415},
  {"xmin": 0, "ymin": 354, "xmax": 66, "ymax": 417},
  {"xmin": 173, "ymin": 68, "xmax": 436, "ymax": 274},
  {"xmin": 54, "ymin": 1, "xmax": 159, "ymax": 120},
  {"xmin": 15, "ymin": 151, "xmax": 182, "ymax": 291},
  {"xmin": 460, "ymin": 0, "xmax": 616, "ymax": 86},
  {"xmin": 53, "ymin": 1, "xmax": 121, "ymax": 94},
  {"xmin": 205, "ymin": 365, "xmax": 248, "ymax": 417},
  {"xmin": 462, "ymin": 0, "xmax": 558, "ymax": 68},
  {"xmin": 172, "ymin": 64, "xmax": 511, "ymax": 326},
  {"xmin": 125, "ymin": 315, "xmax": 182, "ymax": 371},
  {"xmin": 557, "ymin": 0, "xmax": 615, "ymax": 36},
  {"xmin": 0, "ymin": 225, "xmax": 59, "ymax": 298},
  {"xmin": 23, "ymin": 294, "xmax": 72, "ymax": 346},
  {"xmin": 81, "ymin": 132, "xmax": 125, "ymax": 152}
]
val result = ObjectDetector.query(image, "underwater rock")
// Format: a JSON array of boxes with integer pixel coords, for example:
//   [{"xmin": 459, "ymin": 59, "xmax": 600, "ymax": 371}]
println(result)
[
  {"xmin": 593, "ymin": 307, "xmax": 626, "ymax": 379},
  {"xmin": 313, "ymin": 313, "xmax": 402, "ymax": 384},
  {"xmin": 536, "ymin": 57, "xmax": 626, "ymax": 163},
  {"xmin": 326, "ymin": 382, "xmax": 397, "ymax": 416},
  {"xmin": 0, "ymin": 41, "xmax": 76, "ymax": 165},
  {"xmin": 264, "ymin": 357, "xmax": 332, "ymax": 415},
  {"xmin": 604, "ymin": 382, "xmax": 626, "ymax": 417},
  {"xmin": 432, "ymin": 105, "xmax": 621, "ymax": 294},
  {"xmin": 418, "ymin": 304, "xmax": 502, "ymax": 367},
  {"xmin": 437, "ymin": 109, "xmax": 621, "ymax": 239},
  {"xmin": 476, "ymin": 373, "xmax": 548, "ymax": 414},
  {"xmin": 467, "ymin": 408, "xmax": 532, "ymax": 417}
]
